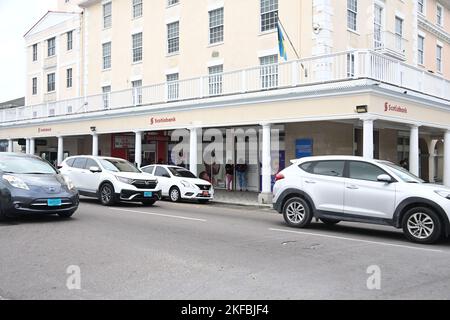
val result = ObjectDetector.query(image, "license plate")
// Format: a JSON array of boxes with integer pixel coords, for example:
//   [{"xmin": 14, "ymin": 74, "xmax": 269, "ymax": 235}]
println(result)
[
  {"xmin": 47, "ymin": 199, "xmax": 62, "ymax": 207},
  {"xmin": 144, "ymin": 192, "xmax": 153, "ymax": 198},
  {"xmin": 202, "ymin": 191, "xmax": 210, "ymax": 196}
]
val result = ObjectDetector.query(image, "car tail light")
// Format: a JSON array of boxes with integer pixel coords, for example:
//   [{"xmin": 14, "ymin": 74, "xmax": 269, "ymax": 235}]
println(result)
[{"xmin": 275, "ymin": 173, "xmax": 285, "ymax": 181}]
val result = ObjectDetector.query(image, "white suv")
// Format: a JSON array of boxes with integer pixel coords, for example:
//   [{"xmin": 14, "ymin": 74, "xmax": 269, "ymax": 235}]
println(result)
[
  {"xmin": 60, "ymin": 156, "xmax": 161, "ymax": 206},
  {"xmin": 273, "ymin": 156, "xmax": 450, "ymax": 244}
]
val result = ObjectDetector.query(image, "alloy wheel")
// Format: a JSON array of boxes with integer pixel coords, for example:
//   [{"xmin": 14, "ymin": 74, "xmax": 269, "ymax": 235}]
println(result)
[
  {"xmin": 101, "ymin": 185, "xmax": 113, "ymax": 204},
  {"xmin": 286, "ymin": 201, "xmax": 305, "ymax": 224},
  {"xmin": 407, "ymin": 212, "xmax": 435, "ymax": 240}
]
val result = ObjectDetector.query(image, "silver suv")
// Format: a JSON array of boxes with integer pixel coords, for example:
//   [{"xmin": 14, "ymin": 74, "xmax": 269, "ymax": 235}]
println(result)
[{"xmin": 273, "ymin": 156, "xmax": 450, "ymax": 244}]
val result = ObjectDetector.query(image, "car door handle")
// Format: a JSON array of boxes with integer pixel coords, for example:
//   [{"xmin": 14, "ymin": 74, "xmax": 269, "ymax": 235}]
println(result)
[
  {"xmin": 346, "ymin": 185, "xmax": 359, "ymax": 190},
  {"xmin": 305, "ymin": 180, "xmax": 316, "ymax": 184}
]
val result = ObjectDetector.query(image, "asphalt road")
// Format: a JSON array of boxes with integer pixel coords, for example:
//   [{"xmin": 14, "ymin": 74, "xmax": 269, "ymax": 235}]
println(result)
[{"xmin": 1, "ymin": 198, "xmax": 450, "ymax": 300}]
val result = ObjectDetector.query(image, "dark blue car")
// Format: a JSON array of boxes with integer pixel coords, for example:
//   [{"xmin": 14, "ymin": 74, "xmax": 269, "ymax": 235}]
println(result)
[{"xmin": 0, "ymin": 153, "xmax": 79, "ymax": 219}]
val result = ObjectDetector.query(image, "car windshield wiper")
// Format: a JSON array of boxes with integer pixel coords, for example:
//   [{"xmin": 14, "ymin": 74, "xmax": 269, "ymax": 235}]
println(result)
[{"xmin": 22, "ymin": 172, "xmax": 51, "ymax": 175}]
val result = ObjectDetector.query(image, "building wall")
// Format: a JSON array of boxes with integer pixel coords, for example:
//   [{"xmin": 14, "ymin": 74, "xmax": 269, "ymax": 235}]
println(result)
[{"xmin": 378, "ymin": 128, "xmax": 398, "ymax": 163}]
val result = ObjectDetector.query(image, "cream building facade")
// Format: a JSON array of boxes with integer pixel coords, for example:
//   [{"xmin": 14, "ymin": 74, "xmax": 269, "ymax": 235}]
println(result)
[{"xmin": 1, "ymin": 0, "xmax": 450, "ymax": 202}]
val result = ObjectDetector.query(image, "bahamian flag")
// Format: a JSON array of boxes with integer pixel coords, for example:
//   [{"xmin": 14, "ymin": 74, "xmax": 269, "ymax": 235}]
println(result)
[{"xmin": 277, "ymin": 21, "xmax": 287, "ymax": 61}]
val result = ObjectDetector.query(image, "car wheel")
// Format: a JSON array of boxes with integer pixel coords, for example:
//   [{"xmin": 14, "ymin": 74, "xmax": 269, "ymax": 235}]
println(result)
[
  {"xmin": 198, "ymin": 199, "xmax": 209, "ymax": 204},
  {"xmin": 169, "ymin": 187, "xmax": 181, "ymax": 202},
  {"xmin": 282, "ymin": 197, "xmax": 313, "ymax": 228},
  {"xmin": 320, "ymin": 218, "xmax": 340, "ymax": 225},
  {"xmin": 58, "ymin": 210, "xmax": 75, "ymax": 218},
  {"xmin": 142, "ymin": 200, "xmax": 156, "ymax": 206},
  {"xmin": 99, "ymin": 183, "xmax": 116, "ymax": 206},
  {"xmin": 402, "ymin": 207, "xmax": 442, "ymax": 244}
]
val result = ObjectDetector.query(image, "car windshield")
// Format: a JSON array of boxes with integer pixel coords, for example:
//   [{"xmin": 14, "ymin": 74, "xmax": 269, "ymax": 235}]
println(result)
[
  {"xmin": 100, "ymin": 159, "xmax": 140, "ymax": 173},
  {"xmin": 380, "ymin": 162, "xmax": 424, "ymax": 183},
  {"xmin": 168, "ymin": 167, "xmax": 196, "ymax": 178},
  {"xmin": 0, "ymin": 156, "xmax": 57, "ymax": 174}
]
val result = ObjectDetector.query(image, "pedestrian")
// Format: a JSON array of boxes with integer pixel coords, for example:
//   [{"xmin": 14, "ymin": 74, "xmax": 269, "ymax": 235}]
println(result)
[
  {"xmin": 225, "ymin": 159, "xmax": 234, "ymax": 191},
  {"xmin": 235, "ymin": 159, "xmax": 248, "ymax": 192}
]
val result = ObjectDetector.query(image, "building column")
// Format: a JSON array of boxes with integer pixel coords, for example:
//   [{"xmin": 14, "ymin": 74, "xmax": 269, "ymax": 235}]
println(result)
[
  {"xmin": 409, "ymin": 125, "xmax": 420, "ymax": 176},
  {"xmin": 428, "ymin": 139, "xmax": 438, "ymax": 183},
  {"xmin": 29, "ymin": 138, "xmax": 35, "ymax": 156},
  {"xmin": 92, "ymin": 133, "xmax": 99, "ymax": 156},
  {"xmin": 363, "ymin": 119, "xmax": 374, "ymax": 159},
  {"xmin": 444, "ymin": 130, "xmax": 450, "ymax": 187},
  {"xmin": 25, "ymin": 139, "xmax": 30, "ymax": 154},
  {"xmin": 57, "ymin": 136, "xmax": 64, "ymax": 165},
  {"xmin": 189, "ymin": 127, "xmax": 199, "ymax": 176},
  {"xmin": 135, "ymin": 131, "xmax": 142, "ymax": 168},
  {"xmin": 7, "ymin": 139, "xmax": 13, "ymax": 153},
  {"xmin": 258, "ymin": 123, "xmax": 272, "ymax": 204}
]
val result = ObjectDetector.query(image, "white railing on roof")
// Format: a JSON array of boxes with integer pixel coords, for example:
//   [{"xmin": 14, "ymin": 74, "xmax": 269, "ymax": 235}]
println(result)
[{"xmin": 1, "ymin": 50, "xmax": 449, "ymax": 124}]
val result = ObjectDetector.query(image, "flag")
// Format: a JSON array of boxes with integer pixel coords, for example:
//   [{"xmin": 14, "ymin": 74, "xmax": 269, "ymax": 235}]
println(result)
[{"xmin": 277, "ymin": 21, "xmax": 287, "ymax": 61}]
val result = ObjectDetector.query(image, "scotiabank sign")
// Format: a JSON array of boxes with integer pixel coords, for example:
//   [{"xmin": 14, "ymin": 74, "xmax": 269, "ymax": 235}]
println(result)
[
  {"xmin": 150, "ymin": 116, "xmax": 176, "ymax": 125},
  {"xmin": 384, "ymin": 102, "xmax": 408, "ymax": 114},
  {"xmin": 38, "ymin": 128, "xmax": 52, "ymax": 133}
]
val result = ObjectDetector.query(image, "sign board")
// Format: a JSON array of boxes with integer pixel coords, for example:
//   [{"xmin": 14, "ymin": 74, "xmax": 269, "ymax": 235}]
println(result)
[{"xmin": 295, "ymin": 139, "xmax": 313, "ymax": 159}]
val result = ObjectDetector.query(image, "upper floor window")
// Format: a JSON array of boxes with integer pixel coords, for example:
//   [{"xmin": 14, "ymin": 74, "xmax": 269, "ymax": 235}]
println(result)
[
  {"xmin": 132, "ymin": 32, "xmax": 143, "ymax": 62},
  {"xmin": 373, "ymin": 4, "xmax": 383, "ymax": 49},
  {"xmin": 418, "ymin": 0, "xmax": 425, "ymax": 14},
  {"xmin": 208, "ymin": 64, "xmax": 223, "ymax": 96},
  {"xmin": 47, "ymin": 37, "xmax": 56, "ymax": 57},
  {"xmin": 261, "ymin": 0, "xmax": 278, "ymax": 32},
  {"xmin": 103, "ymin": 2, "xmax": 112, "ymax": 29},
  {"xmin": 32, "ymin": 77, "xmax": 37, "ymax": 95},
  {"xmin": 102, "ymin": 86, "xmax": 111, "ymax": 109},
  {"xmin": 347, "ymin": 0, "xmax": 358, "ymax": 31},
  {"xmin": 167, "ymin": 73, "xmax": 179, "ymax": 100},
  {"xmin": 47, "ymin": 73, "xmax": 55, "ymax": 92},
  {"xmin": 67, "ymin": 68, "xmax": 73, "ymax": 88},
  {"xmin": 437, "ymin": 45, "xmax": 443, "ymax": 73},
  {"xmin": 132, "ymin": 0, "xmax": 143, "ymax": 18},
  {"xmin": 167, "ymin": 21, "xmax": 180, "ymax": 54},
  {"xmin": 32, "ymin": 44, "xmax": 38, "ymax": 61},
  {"xmin": 395, "ymin": 16, "xmax": 404, "ymax": 51},
  {"xmin": 67, "ymin": 31, "xmax": 73, "ymax": 50},
  {"xmin": 418, "ymin": 35, "xmax": 425, "ymax": 65},
  {"xmin": 103, "ymin": 42, "xmax": 112, "ymax": 69},
  {"xmin": 167, "ymin": 0, "xmax": 179, "ymax": 6},
  {"xmin": 209, "ymin": 8, "xmax": 224, "ymax": 44},
  {"xmin": 260, "ymin": 55, "xmax": 278, "ymax": 89},
  {"xmin": 132, "ymin": 80, "xmax": 142, "ymax": 105},
  {"xmin": 437, "ymin": 4, "xmax": 443, "ymax": 26}
]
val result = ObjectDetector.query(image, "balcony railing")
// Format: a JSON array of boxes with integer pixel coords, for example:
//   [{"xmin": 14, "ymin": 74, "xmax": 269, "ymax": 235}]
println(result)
[
  {"xmin": 368, "ymin": 31, "xmax": 408, "ymax": 60},
  {"xmin": 1, "ymin": 50, "xmax": 449, "ymax": 124}
]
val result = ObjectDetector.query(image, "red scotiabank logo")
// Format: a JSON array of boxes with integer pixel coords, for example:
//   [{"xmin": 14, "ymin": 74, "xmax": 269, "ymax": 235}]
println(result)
[
  {"xmin": 384, "ymin": 102, "xmax": 408, "ymax": 114},
  {"xmin": 150, "ymin": 116, "xmax": 176, "ymax": 125},
  {"xmin": 38, "ymin": 128, "xmax": 52, "ymax": 133}
]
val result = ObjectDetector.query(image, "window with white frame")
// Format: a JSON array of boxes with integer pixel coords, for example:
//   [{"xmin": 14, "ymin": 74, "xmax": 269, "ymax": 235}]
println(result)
[
  {"xmin": 103, "ymin": 42, "xmax": 111, "ymax": 69},
  {"xmin": 437, "ymin": 45, "xmax": 443, "ymax": 73},
  {"xmin": 208, "ymin": 65, "xmax": 223, "ymax": 96},
  {"xmin": 167, "ymin": 22, "xmax": 179, "ymax": 54},
  {"xmin": 347, "ymin": 53, "xmax": 355, "ymax": 77},
  {"xmin": 418, "ymin": 35, "xmax": 425, "ymax": 65},
  {"xmin": 395, "ymin": 17, "xmax": 403, "ymax": 52},
  {"xmin": 260, "ymin": 0, "xmax": 278, "ymax": 32},
  {"xmin": 132, "ymin": 0, "xmax": 143, "ymax": 18},
  {"xmin": 437, "ymin": 4, "xmax": 443, "ymax": 26},
  {"xmin": 347, "ymin": 0, "xmax": 357, "ymax": 31},
  {"xmin": 132, "ymin": 33, "xmax": 143, "ymax": 62},
  {"xmin": 47, "ymin": 73, "xmax": 55, "ymax": 92},
  {"xmin": 32, "ymin": 44, "xmax": 38, "ymax": 61},
  {"xmin": 47, "ymin": 37, "xmax": 56, "ymax": 57},
  {"xmin": 167, "ymin": 0, "xmax": 179, "ymax": 6},
  {"xmin": 67, "ymin": 31, "xmax": 73, "ymax": 50},
  {"xmin": 166, "ymin": 73, "xmax": 179, "ymax": 100},
  {"xmin": 66, "ymin": 68, "xmax": 73, "ymax": 88},
  {"xmin": 132, "ymin": 80, "xmax": 142, "ymax": 105},
  {"xmin": 418, "ymin": 0, "xmax": 425, "ymax": 14},
  {"xmin": 260, "ymin": 55, "xmax": 278, "ymax": 89},
  {"xmin": 103, "ymin": 2, "xmax": 112, "ymax": 28},
  {"xmin": 32, "ymin": 77, "xmax": 37, "ymax": 95},
  {"xmin": 209, "ymin": 8, "xmax": 224, "ymax": 44},
  {"xmin": 102, "ymin": 86, "xmax": 111, "ymax": 109},
  {"xmin": 373, "ymin": 4, "xmax": 383, "ymax": 49}
]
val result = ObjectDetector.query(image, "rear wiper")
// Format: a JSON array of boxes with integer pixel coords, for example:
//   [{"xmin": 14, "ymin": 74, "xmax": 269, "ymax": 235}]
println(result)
[{"xmin": 22, "ymin": 172, "xmax": 49, "ymax": 175}]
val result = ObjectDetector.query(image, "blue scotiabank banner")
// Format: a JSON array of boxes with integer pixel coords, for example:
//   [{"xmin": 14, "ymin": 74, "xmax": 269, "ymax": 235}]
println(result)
[{"xmin": 295, "ymin": 139, "xmax": 313, "ymax": 159}]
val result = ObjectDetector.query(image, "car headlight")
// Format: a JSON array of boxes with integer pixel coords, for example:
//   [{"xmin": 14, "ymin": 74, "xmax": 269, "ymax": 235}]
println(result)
[
  {"xmin": 116, "ymin": 176, "xmax": 134, "ymax": 185},
  {"xmin": 2, "ymin": 175, "xmax": 29, "ymax": 190},
  {"xmin": 435, "ymin": 190, "xmax": 450, "ymax": 199},
  {"xmin": 181, "ymin": 180, "xmax": 193, "ymax": 188},
  {"xmin": 63, "ymin": 176, "xmax": 75, "ymax": 191}
]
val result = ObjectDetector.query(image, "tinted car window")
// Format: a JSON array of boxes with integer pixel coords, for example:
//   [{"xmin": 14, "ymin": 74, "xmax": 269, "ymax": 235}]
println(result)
[
  {"xmin": 66, "ymin": 158, "xmax": 75, "ymax": 167},
  {"xmin": 84, "ymin": 159, "xmax": 99, "ymax": 170},
  {"xmin": 299, "ymin": 162, "xmax": 313, "ymax": 173},
  {"xmin": 312, "ymin": 161, "xmax": 345, "ymax": 177},
  {"xmin": 72, "ymin": 157, "xmax": 87, "ymax": 169},
  {"xmin": 155, "ymin": 167, "xmax": 170, "ymax": 177},
  {"xmin": 99, "ymin": 159, "xmax": 140, "ymax": 173},
  {"xmin": 168, "ymin": 167, "xmax": 196, "ymax": 178},
  {"xmin": 349, "ymin": 161, "xmax": 387, "ymax": 182},
  {"xmin": 142, "ymin": 166, "xmax": 155, "ymax": 174}
]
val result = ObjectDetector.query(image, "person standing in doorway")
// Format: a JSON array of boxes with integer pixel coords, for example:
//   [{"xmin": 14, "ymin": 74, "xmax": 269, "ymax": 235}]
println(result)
[
  {"xmin": 236, "ymin": 159, "xmax": 248, "ymax": 192},
  {"xmin": 225, "ymin": 160, "xmax": 234, "ymax": 191}
]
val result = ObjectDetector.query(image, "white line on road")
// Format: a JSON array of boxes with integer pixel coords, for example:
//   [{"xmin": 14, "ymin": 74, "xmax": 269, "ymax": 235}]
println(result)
[
  {"xmin": 269, "ymin": 228, "xmax": 444, "ymax": 253},
  {"xmin": 109, "ymin": 207, "xmax": 207, "ymax": 222}
]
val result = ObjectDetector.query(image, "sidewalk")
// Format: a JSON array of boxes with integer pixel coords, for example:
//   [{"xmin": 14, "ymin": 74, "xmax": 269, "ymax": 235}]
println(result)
[{"xmin": 212, "ymin": 189, "xmax": 271, "ymax": 207}]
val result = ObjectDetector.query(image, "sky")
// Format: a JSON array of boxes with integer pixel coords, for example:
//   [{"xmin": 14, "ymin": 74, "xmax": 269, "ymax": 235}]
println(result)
[{"xmin": 0, "ymin": 0, "xmax": 57, "ymax": 103}]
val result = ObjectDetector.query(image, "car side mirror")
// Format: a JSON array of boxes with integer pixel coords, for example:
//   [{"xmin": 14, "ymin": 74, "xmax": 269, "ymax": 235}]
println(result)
[
  {"xmin": 89, "ymin": 166, "xmax": 102, "ymax": 173},
  {"xmin": 377, "ymin": 174, "xmax": 392, "ymax": 183}
]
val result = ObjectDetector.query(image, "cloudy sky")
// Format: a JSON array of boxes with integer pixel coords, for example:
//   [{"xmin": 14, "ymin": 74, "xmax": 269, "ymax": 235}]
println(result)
[{"xmin": 0, "ymin": 0, "xmax": 57, "ymax": 102}]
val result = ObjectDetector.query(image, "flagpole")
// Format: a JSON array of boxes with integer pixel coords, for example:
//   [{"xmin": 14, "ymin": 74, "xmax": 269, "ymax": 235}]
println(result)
[{"xmin": 277, "ymin": 18, "xmax": 307, "ymax": 76}]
